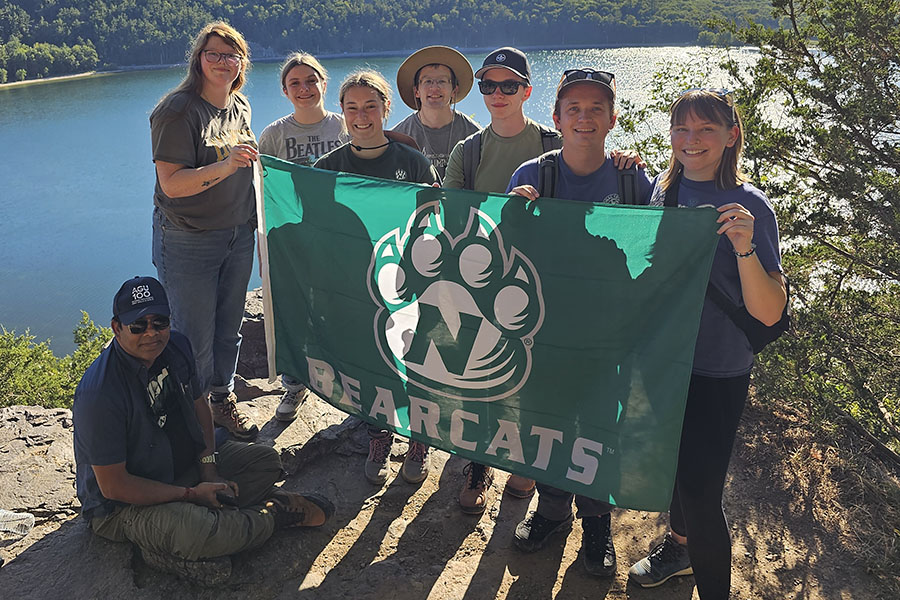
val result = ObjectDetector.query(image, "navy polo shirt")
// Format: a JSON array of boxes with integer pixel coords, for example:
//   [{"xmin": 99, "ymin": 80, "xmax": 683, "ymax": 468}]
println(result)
[{"xmin": 73, "ymin": 330, "xmax": 205, "ymax": 520}]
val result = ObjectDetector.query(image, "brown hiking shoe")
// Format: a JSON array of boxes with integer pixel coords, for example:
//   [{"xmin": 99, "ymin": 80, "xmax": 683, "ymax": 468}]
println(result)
[
  {"xmin": 264, "ymin": 489, "xmax": 335, "ymax": 528},
  {"xmin": 210, "ymin": 392, "xmax": 259, "ymax": 440},
  {"xmin": 400, "ymin": 441, "xmax": 430, "ymax": 484},
  {"xmin": 459, "ymin": 462, "xmax": 493, "ymax": 514},
  {"xmin": 140, "ymin": 548, "xmax": 231, "ymax": 585},
  {"xmin": 504, "ymin": 474, "xmax": 536, "ymax": 498}
]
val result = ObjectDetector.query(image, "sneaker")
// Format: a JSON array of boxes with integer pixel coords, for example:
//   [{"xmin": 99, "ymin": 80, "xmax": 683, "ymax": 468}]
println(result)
[
  {"xmin": 140, "ymin": 548, "xmax": 231, "ymax": 585},
  {"xmin": 400, "ymin": 441, "xmax": 430, "ymax": 484},
  {"xmin": 514, "ymin": 511, "xmax": 574, "ymax": 553},
  {"xmin": 210, "ymin": 392, "xmax": 259, "ymax": 440},
  {"xmin": 504, "ymin": 474, "xmax": 536, "ymax": 498},
  {"xmin": 628, "ymin": 533, "xmax": 693, "ymax": 588},
  {"xmin": 365, "ymin": 431, "xmax": 394, "ymax": 485},
  {"xmin": 459, "ymin": 462, "xmax": 493, "ymax": 515},
  {"xmin": 582, "ymin": 514, "xmax": 617, "ymax": 577},
  {"xmin": 275, "ymin": 386, "xmax": 308, "ymax": 422},
  {"xmin": 264, "ymin": 489, "xmax": 335, "ymax": 528}
]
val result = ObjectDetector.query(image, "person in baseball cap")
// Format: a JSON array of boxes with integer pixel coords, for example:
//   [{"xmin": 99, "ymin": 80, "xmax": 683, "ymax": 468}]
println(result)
[
  {"xmin": 474, "ymin": 46, "xmax": 532, "ymax": 83},
  {"xmin": 112, "ymin": 275, "xmax": 170, "ymax": 325},
  {"xmin": 392, "ymin": 46, "xmax": 480, "ymax": 178}
]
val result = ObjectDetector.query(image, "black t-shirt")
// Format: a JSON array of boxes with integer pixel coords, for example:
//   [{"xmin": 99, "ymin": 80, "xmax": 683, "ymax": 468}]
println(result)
[{"xmin": 314, "ymin": 141, "xmax": 440, "ymax": 185}]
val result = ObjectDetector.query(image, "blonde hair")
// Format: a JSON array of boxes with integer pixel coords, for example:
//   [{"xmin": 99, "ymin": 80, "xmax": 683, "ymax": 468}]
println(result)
[
  {"xmin": 661, "ymin": 89, "xmax": 747, "ymax": 191},
  {"xmin": 280, "ymin": 52, "xmax": 328, "ymax": 89},
  {"xmin": 339, "ymin": 70, "xmax": 392, "ymax": 119}
]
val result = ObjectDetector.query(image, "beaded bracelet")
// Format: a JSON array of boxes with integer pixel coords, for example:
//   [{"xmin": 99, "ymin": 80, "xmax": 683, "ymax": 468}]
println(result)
[{"xmin": 734, "ymin": 243, "xmax": 757, "ymax": 258}]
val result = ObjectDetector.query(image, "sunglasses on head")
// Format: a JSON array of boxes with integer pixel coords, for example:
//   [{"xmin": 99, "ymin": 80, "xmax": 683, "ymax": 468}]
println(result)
[
  {"xmin": 478, "ymin": 79, "xmax": 527, "ymax": 96},
  {"xmin": 127, "ymin": 316, "xmax": 171, "ymax": 335},
  {"xmin": 680, "ymin": 88, "xmax": 736, "ymax": 123},
  {"xmin": 562, "ymin": 69, "xmax": 616, "ymax": 92}
]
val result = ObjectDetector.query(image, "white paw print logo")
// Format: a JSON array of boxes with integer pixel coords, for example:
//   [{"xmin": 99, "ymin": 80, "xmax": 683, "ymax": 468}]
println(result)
[
  {"xmin": 367, "ymin": 202, "xmax": 544, "ymax": 401},
  {"xmin": 395, "ymin": 169, "xmax": 408, "ymax": 181}
]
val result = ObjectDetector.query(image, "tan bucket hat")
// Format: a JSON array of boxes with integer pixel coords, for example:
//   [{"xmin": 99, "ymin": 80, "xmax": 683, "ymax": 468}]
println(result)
[{"xmin": 396, "ymin": 46, "xmax": 474, "ymax": 110}]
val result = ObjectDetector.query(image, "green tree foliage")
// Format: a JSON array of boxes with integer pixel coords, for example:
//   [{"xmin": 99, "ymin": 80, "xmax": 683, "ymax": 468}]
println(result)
[
  {"xmin": 0, "ymin": 312, "xmax": 112, "ymax": 409},
  {"xmin": 715, "ymin": 0, "xmax": 900, "ymax": 460},
  {"xmin": 0, "ymin": 0, "xmax": 774, "ymax": 81}
]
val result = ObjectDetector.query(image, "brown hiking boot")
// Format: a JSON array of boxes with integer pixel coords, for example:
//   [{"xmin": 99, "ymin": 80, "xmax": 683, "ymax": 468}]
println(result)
[
  {"xmin": 459, "ymin": 462, "xmax": 493, "ymax": 514},
  {"xmin": 210, "ymin": 392, "xmax": 259, "ymax": 440},
  {"xmin": 504, "ymin": 474, "xmax": 536, "ymax": 498},
  {"xmin": 264, "ymin": 489, "xmax": 335, "ymax": 528}
]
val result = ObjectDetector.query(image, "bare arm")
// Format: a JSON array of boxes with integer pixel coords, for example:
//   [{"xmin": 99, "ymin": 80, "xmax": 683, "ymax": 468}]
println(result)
[
  {"xmin": 91, "ymin": 462, "xmax": 230, "ymax": 508},
  {"xmin": 156, "ymin": 143, "xmax": 258, "ymax": 198}
]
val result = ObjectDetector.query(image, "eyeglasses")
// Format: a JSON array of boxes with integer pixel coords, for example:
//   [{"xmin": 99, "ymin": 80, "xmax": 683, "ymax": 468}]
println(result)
[
  {"xmin": 128, "ymin": 316, "xmax": 171, "ymax": 335},
  {"xmin": 478, "ymin": 79, "xmax": 527, "ymax": 95},
  {"xmin": 202, "ymin": 50, "xmax": 243, "ymax": 67},
  {"xmin": 419, "ymin": 78, "xmax": 452, "ymax": 88},
  {"xmin": 680, "ymin": 88, "xmax": 736, "ymax": 123},
  {"xmin": 562, "ymin": 69, "xmax": 616, "ymax": 94}
]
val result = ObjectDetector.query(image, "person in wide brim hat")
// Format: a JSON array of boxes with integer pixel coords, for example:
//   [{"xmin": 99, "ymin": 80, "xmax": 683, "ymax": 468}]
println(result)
[{"xmin": 396, "ymin": 45, "xmax": 474, "ymax": 110}]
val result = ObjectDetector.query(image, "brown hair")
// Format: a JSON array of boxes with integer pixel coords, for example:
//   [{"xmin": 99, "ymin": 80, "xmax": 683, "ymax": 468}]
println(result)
[
  {"xmin": 280, "ymin": 52, "xmax": 327, "ymax": 90},
  {"xmin": 339, "ymin": 70, "xmax": 392, "ymax": 119},
  {"xmin": 660, "ymin": 89, "xmax": 747, "ymax": 191}
]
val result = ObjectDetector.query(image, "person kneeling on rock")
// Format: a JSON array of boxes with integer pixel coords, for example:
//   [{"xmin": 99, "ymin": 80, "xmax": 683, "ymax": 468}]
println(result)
[{"xmin": 72, "ymin": 276, "xmax": 334, "ymax": 585}]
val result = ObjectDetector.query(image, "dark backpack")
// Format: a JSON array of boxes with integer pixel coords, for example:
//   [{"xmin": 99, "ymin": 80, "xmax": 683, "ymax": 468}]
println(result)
[
  {"xmin": 535, "ymin": 149, "xmax": 640, "ymax": 205},
  {"xmin": 664, "ymin": 171, "xmax": 791, "ymax": 353},
  {"xmin": 461, "ymin": 123, "xmax": 562, "ymax": 191}
]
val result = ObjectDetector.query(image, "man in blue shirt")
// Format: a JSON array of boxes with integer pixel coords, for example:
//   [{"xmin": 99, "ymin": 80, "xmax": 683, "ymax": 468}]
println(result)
[{"xmin": 73, "ymin": 276, "xmax": 334, "ymax": 584}]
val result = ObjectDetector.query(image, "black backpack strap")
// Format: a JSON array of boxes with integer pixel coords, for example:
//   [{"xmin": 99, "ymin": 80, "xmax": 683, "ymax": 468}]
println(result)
[
  {"xmin": 664, "ymin": 169, "xmax": 682, "ymax": 207},
  {"xmin": 536, "ymin": 150, "xmax": 561, "ymax": 198},
  {"xmin": 461, "ymin": 130, "xmax": 483, "ymax": 191},
  {"xmin": 617, "ymin": 165, "xmax": 639, "ymax": 205},
  {"xmin": 536, "ymin": 123, "xmax": 563, "ymax": 152},
  {"xmin": 705, "ymin": 283, "xmax": 744, "ymax": 321}
]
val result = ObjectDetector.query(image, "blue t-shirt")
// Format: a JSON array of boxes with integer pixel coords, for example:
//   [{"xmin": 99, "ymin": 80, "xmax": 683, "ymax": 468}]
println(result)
[
  {"xmin": 72, "ymin": 331, "xmax": 205, "ymax": 520},
  {"xmin": 650, "ymin": 174, "xmax": 782, "ymax": 377},
  {"xmin": 506, "ymin": 152, "xmax": 653, "ymax": 205}
]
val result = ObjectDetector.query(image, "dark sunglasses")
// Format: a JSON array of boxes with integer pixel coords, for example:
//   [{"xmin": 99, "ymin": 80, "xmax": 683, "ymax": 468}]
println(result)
[
  {"xmin": 128, "ymin": 316, "xmax": 171, "ymax": 334},
  {"xmin": 562, "ymin": 69, "xmax": 616, "ymax": 92},
  {"xmin": 680, "ymin": 88, "xmax": 736, "ymax": 123},
  {"xmin": 478, "ymin": 79, "xmax": 527, "ymax": 95}
]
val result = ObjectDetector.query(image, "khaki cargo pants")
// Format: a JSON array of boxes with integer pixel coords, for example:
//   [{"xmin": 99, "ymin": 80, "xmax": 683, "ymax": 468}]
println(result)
[{"xmin": 91, "ymin": 440, "xmax": 282, "ymax": 560}]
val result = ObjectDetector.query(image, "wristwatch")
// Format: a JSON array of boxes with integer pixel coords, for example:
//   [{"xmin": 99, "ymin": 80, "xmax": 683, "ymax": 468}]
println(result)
[{"xmin": 199, "ymin": 453, "xmax": 217, "ymax": 465}]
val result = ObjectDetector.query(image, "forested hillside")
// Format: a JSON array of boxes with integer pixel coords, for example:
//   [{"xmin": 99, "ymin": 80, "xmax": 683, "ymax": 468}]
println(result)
[{"xmin": 0, "ymin": 0, "xmax": 775, "ymax": 82}]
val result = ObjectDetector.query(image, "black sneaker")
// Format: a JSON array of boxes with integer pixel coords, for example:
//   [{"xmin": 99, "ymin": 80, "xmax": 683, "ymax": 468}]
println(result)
[
  {"xmin": 628, "ymin": 533, "xmax": 693, "ymax": 587},
  {"xmin": 514, "ymin": 510, "xmax": 574, "ymax": 553},
  {"xmin": 582, "ymin": 514, "xmax": 616, "ymax": 577}
]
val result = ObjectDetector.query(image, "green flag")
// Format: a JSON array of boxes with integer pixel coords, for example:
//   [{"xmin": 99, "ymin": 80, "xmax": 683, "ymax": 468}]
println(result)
[{"xmin": 258, "ymin": 156, "xmax": 719, "ymax": 511}]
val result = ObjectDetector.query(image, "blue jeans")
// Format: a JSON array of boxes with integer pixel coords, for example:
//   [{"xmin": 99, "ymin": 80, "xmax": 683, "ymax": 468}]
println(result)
[{"xmin": 152, "ymin": 207, "xmax": 254, "ymax": 395}]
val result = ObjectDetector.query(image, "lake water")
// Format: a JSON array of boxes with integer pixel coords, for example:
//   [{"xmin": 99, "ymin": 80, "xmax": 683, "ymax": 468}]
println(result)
[{"xmin": 0, "ymin": 46, "xmax": 749, "ymax": 354}]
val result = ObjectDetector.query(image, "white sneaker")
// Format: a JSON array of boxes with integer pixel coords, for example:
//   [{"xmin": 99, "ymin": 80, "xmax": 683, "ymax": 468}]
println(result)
[{"xmin": 275, "ymin": 386, "xmax": 309, "ymax": 422}]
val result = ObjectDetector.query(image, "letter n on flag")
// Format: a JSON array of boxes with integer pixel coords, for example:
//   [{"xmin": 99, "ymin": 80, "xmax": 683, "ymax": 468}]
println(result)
[{"xmin": 254, "ymin": 156, "xmax": 719, "ymax": 511}]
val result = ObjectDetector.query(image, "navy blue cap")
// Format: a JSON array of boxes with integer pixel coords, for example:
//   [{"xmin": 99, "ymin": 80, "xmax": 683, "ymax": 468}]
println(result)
[
  {"xmin": 474, "ymin": 47, "xmax": 531, "ymax": 83},
  {"xmin": 113, "ymin": 276, "xmax": 170, "ymax": 325}
]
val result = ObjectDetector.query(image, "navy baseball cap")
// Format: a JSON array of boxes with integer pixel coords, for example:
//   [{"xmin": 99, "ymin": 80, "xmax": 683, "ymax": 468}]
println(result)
[
  {"xmin": 113, "ymin": 276, "xmax": 170, "ymax": 325},
  {"xmin": 474, "ymin": 47, "xmax": 531, "ymax": 83}
]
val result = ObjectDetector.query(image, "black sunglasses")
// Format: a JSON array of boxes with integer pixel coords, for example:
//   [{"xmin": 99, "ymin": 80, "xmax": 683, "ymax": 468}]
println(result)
[
  {"xmin": 128, "ymin": 316, "xmax": 171, "ymax": 335},
  {"xmin": 478, "ymin": 79, "xmax": 527, "ymax": 96},
  {"xmin": 680, "ymin": 88, "xmax": 736, "ymax": 123},
  {"xmin": 562, "ymin": 69, "xmax": 616, "ymax": 91}
]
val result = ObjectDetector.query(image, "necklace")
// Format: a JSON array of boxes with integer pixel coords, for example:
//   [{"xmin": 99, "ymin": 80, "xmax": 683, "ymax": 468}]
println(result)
[
  {"xmin": 415, "ymin": 109, "xmax": 456, "ymax": 159},
  {"xmin": 350, "ymin": 140, "xmax": 391, "ymax": 151}
]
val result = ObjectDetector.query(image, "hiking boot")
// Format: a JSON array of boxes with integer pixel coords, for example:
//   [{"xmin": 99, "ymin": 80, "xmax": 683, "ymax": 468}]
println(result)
[
  {"xmin": 365, "ymin": 431, "xmax": 394, "ymax": 485},
  {"xmin": 459, "ymin": 462, "xmax": 494, "ymax": 515},
  {"xmin": 628, "ymin": 533, "xmax": 693, "ymax": 587},
  {"xmin": 514, "ymin": 511, "xmax": 574, "ymax": 553},
  {"xmin": 140, "ymin": 548, "xmax": 231, "ymax": 586},
  {"xmin": 582, "ymin": 514, "xmax": 617, "ymax": 577},
  {"xmin": 400, "ymin": 441, "xmax": 430, "ymax": 484},
  {"xmin": 275, "ymin": 386, "xmax": 309, "ymax": 422},
  {"xmin": 504, "ymin": 474, "xmax": 536, "ymax": 499},
  {"xmin": 210, "ymin": 392, "xmax": 259, "ymax": 440},
  {"xmin": 264, "ymin": 489, "xmax": 335, "ymax": 528}
]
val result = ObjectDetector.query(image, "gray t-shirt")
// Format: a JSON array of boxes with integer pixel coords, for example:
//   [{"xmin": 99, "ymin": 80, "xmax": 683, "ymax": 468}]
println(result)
[
  {"xmin": 391, "ymin": 111, "xmax": 480, "ymax": 178},
  {"xmin": 150, "ymin": 91, "xmax": 256, "ymax": 231},
  {"xmin": 258, "ymin": 111, "xmax": 348, "ymax": 165}
]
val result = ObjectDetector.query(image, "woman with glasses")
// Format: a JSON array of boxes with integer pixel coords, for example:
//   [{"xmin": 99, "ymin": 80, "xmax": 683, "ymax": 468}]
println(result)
[
  {"xmin": 627, "ymin": 89, "xmax": 787, "ymax": 600},
  {"xmin": 149, "ymin": 21, "xmax": 260, "ymax": 442},
  {"xmin": 314, "ymin": 70, "xmax": 439, "ymax": 488}
]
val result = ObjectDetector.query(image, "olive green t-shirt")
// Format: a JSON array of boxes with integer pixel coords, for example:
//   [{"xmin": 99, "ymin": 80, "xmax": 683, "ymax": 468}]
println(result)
[{"xmin": 443, "ymin": 119, "xmax": 547, "ymax": 193}]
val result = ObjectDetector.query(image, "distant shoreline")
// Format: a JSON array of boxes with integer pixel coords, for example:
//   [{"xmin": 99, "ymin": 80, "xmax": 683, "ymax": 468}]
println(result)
[{"xmin": 0, "ymin": 42, "xmax": 712, "ymax": 90}]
